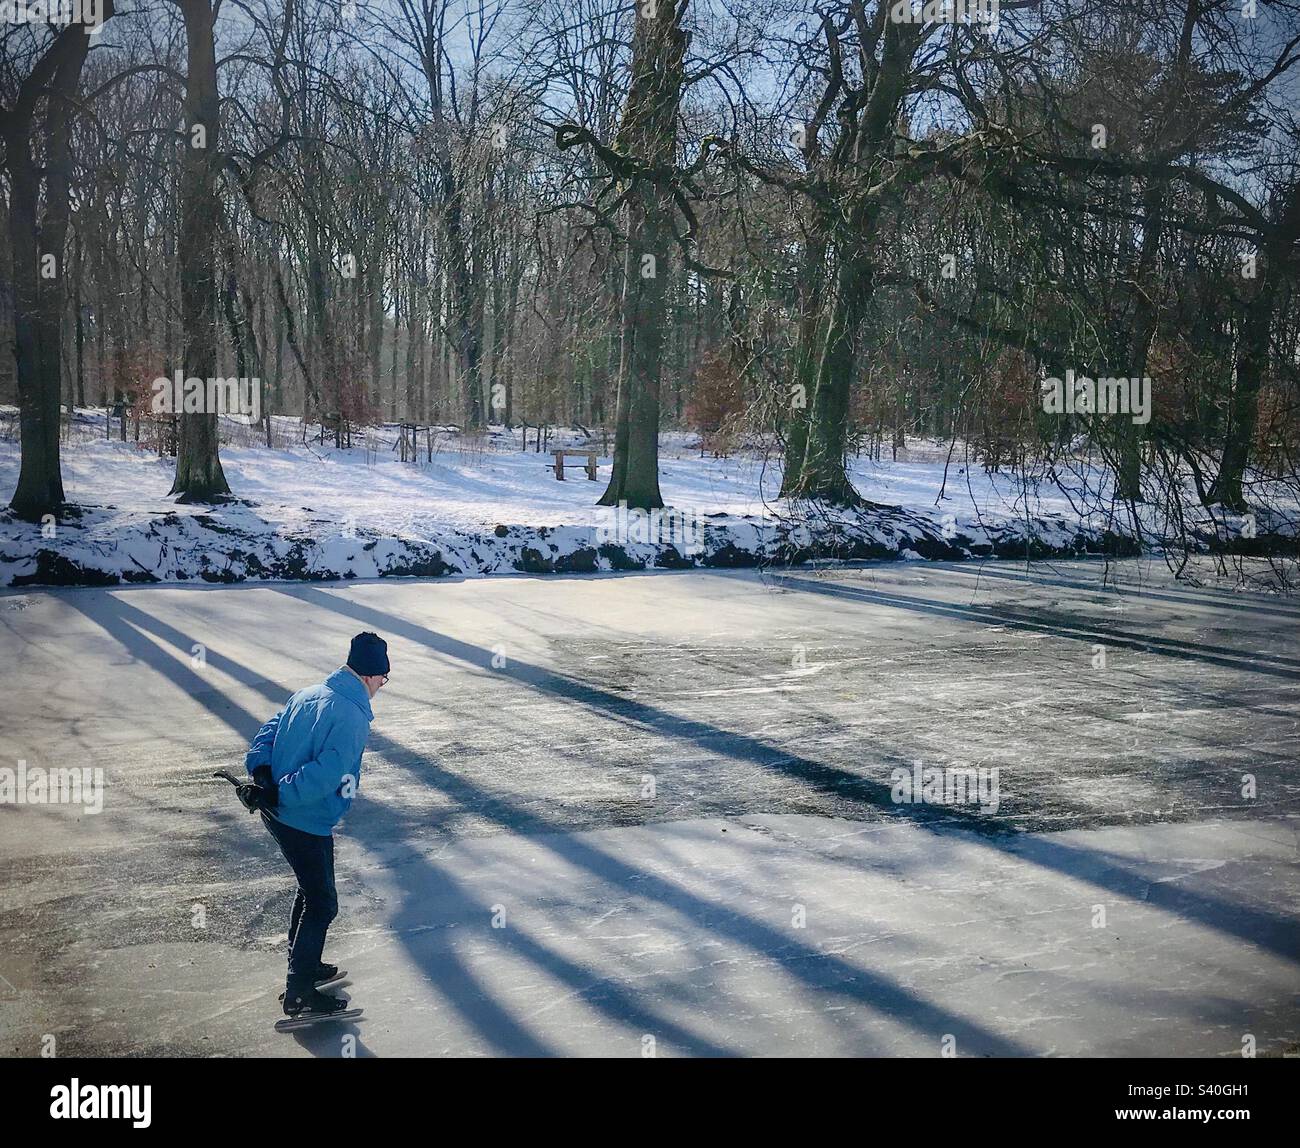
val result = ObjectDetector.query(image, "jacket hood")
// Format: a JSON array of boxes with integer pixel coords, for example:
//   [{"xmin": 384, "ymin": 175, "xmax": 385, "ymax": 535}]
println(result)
[{"xmin": 325, "ymin": 666, "xmax": 374, "ymax": 723}]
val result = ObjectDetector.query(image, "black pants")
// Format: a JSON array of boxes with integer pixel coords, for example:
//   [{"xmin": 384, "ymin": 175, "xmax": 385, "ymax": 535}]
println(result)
[{"xmin": 261, "ymin": 812, "xmax": 337, "ymax": 993}]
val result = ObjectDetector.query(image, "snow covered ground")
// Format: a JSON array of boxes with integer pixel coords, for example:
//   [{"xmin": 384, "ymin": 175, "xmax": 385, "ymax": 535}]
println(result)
[
  {"xmin": 1, "ymin": 562, "xmax": 1296, "ymax": 1056},
  {"xmin": 0, "ymin": 412, "xmax": 1158, "ymax": 587}
]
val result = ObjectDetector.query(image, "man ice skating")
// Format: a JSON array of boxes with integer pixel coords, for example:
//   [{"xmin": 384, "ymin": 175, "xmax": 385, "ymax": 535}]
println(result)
[{"xmin": 237, "ymin": 631, "xmax": 389, "ymax": 1022}]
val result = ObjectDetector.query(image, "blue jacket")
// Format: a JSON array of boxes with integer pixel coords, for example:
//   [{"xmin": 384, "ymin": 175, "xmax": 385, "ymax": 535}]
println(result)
[{"xmin": 245, "ymin": 667, "xmax": 373, "ymax": 836}]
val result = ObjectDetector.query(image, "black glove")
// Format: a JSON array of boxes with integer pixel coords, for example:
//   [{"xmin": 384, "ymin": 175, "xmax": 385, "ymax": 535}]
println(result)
[
  {"xmin": 233, "ymin": 781, "xmax": 261, "ymax": 813},
  {"xmin": 245, "ymin": 765, "xmax": 280, "ymax": 811},
  {"xmin": 216, "ymin": 766, "xmax": 279, "ymax": 814},
  {"xmin": 251, "ymin": 764, "xmax": 278, "ymax": 798}
]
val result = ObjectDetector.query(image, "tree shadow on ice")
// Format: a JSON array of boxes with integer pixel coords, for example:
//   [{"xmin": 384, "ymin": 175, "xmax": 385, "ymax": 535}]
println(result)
[
  {"xmin": 754, "ymin": 570, "xmax": 1300, "ymax": 678},
  {"xmin": 62, "ymin": 591, "xmax": 754, "ymax": 1054},
  {"xmin": 271, "ymin": 584, "xmax": 1299, "ymax": 970},
  {"xmin": 65, "ymin": 588, "xmax": 1034, "ymax": 1055},
  {"xmin": 67, "ymin": 584, "xmax": 1295, "ymax": 1054},
  {"xmin": 923, "ymin": 559, "xmax": 1300, "ymax": 623}
]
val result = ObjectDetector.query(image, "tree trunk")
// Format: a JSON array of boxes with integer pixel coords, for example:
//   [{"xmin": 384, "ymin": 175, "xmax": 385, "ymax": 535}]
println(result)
[
  {"xmin": 595, "ymin": 0, "xmax": 689, "ymax": 510},
  {"xmin": 443, "ymin": 187, "xmax": 482, "ymax": 428},
  {"xmin": 785, "ymin": 242, "xmax": 871, "ymax": 504},
  {"xmin": 73, "ymin": 228, "xmax": 85, "ymax": 408},
  {"xmin": 170, "ymin": 0, "xmax": 231, "ymax": 502},
  {"xmin": 368, "ymin": 241, "xmax": 384, "ymax": 414},
  {"xmin": 4, "ymin": 23, "xmax": 98, "ymax": 520},
  {"xmin": 1207, "ymin": 180, "xmax": 1300, "ymax": 511}
]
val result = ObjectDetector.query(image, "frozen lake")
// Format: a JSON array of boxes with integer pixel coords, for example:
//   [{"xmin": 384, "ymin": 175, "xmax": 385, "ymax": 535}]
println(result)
[{"xmin": 0, "ymin": 559, "xmax": 1296, "ymax": 1056}]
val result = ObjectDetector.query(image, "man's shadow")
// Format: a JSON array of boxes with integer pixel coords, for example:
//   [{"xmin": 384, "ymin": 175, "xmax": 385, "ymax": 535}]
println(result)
[{"xmin": 286, "ymin": 1011, "xmax": 375, "ymax": 1058}]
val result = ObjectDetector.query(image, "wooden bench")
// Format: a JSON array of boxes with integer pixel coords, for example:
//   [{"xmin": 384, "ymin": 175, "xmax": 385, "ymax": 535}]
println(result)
[
  {"xmin": 319, "ymin": 412, "xmax": 354, "ymax": 449},
  {"xmin": 549, "ymin": 449, "xmax": 602, "ymax": 481},
  {"xmin": 396, "ymin": 422, "xmax": 433, "ymax": 463}
]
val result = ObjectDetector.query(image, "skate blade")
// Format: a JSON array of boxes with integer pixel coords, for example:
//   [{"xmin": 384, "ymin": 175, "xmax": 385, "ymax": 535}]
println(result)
[{"xmin": 274, "ymin": 1007, "xmax": 363, "ymax": 1033}]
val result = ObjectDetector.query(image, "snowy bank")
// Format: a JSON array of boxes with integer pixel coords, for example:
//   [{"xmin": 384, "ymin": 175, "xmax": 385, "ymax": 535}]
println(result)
[
  {"xmin": 0, "ymin": 493, "xmax": 1137, "ymax": 588},
  {"xmin": 1, "ymin": 412, "xmax": 1287, "ymax": 588}
]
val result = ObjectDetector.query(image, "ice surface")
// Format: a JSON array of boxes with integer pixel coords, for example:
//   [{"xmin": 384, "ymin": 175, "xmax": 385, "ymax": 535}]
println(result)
[{"xmin": 0, "ymin": 562, "xmax": 1296, "ymax": 1056}]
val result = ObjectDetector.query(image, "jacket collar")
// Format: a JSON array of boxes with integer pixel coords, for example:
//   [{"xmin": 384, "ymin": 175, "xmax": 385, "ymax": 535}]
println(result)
[{"xmin": 325, "ymin": 666, "xmax": 374, "ymax": 722}]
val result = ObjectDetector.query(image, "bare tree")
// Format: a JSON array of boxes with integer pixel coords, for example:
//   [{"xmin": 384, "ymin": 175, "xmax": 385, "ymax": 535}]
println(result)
[{"xmin": 2, "ymin": 15, "xmax": 110, "ymax": 519}]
